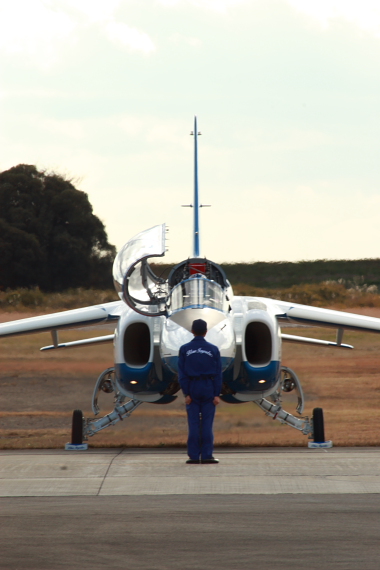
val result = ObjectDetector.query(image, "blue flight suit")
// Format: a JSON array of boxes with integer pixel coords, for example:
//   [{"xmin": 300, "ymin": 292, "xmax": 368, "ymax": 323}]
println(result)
[{"xmin": 178, "ymin": 336, "xmax": 222, "ymax": 460}]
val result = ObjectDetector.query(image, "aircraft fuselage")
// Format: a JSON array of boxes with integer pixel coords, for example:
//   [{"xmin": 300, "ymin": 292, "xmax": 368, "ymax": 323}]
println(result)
[{"xmin": 114, "ymin": 283, "xmax": 282, "ymax": 404}]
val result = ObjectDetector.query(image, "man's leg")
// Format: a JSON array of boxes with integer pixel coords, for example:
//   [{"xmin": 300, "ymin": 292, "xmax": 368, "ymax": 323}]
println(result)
[
  {"xmin": 186, "ymin": 400, "xmax": 201, "ymax": 460},
  {"xmin": 200, "ymin": 399, "xmax": 216, "ymax": 460}
]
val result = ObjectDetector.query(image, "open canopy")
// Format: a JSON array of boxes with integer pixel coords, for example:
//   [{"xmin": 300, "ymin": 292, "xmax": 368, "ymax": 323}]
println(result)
[{"xmin": 113, "ymin": 224, "xmax": 168, "ymax": 316}]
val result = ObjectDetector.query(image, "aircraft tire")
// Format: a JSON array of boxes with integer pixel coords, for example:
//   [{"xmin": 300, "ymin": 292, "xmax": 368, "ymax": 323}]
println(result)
[
  {"xmin": 71, "ymin": 409, "xmax": 84, "ymax": 445},
  {"xmin": 312, "ymin": 407, "xmax": 325, "ymax": 443}
]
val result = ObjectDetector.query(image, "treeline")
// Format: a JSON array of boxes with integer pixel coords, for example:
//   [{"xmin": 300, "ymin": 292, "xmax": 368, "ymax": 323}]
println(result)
[
  {"xmin": 1, "ymin": 260, "xmax": 380, "ymax": 310},
  {"xmin": 151, "ymin": 259, "xmax": 380, "ymax": 289},
  {"xmin": 220, "ymin": 259, "xmax": 380, "ymax": 289},
  {"xmin": 231, "ymin": 281, "xmax": 379, "ymax": 308},
  {"xmin": 1, "ymin": 280, "xmax": 379, "ymax": 311},
  {"xmin": 0, "ymin": 288, "xmax": 117, "ymax": 311},
  {"xmin": 148, "ymin": 259, "xmax": 380, "ymax": 308}
]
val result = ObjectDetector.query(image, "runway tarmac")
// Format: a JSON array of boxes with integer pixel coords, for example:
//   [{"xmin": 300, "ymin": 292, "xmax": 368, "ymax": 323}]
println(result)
[{"xmin": 1, "ymin": 448, "xmax": 379, "ymax": 569}]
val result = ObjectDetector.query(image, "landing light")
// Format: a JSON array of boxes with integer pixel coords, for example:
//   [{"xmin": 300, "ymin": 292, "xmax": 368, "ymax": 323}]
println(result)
[
  {"xmin": 130, "ymin": 380, "xmax": 138, "ymax": 384},
  {"xmin": 258, "ymin": 380, "xmax": 266, "ymax": 384}
]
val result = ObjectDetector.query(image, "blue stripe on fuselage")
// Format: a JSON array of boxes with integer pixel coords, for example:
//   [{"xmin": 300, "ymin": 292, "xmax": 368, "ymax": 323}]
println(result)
[
  {"xmin": 115, "ymin": 361, "xmax": 177, "ymax": 395},
  {"xmin": 115, "ymin": 358, "xmax": 280, "ymax": 397},
  {"xmin": 223, "ymin": 360, "xmax": 280, "ymax": 393},
  {"xmin": 240, "ymin": 359, "xmax": 280, "ymax": 391}
]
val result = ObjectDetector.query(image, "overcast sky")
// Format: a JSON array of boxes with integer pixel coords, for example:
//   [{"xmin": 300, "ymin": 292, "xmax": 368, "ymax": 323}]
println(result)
[{"xmin": 1, "ymin": 0, "xmax": 380, "ymax": 264}]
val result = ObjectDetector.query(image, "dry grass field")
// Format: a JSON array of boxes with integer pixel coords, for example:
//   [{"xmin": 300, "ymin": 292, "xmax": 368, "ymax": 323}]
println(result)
[{"xmin": 1, "ymin": 309, "xmax": 380, "ymax": 449}]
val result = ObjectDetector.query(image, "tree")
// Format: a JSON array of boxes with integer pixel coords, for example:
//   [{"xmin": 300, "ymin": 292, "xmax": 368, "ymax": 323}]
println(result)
[{"xmin": 0, "ymin": 164, "xmax": 116, "ymax": 291}]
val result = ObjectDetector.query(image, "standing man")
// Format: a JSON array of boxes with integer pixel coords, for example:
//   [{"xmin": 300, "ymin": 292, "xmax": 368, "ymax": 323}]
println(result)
[{"xmin": 178, "ymin": 319, "xmax": 222, "ymax": 464}]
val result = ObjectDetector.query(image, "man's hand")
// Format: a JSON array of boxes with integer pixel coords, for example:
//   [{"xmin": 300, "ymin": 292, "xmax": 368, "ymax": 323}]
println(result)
[
  {"xmin": 213, "ymin": 396, "xmax": 221, "ymax": 406},
  {"xmin": 185, "ymin": 395, "xmax": 192, "ymax": 405}
]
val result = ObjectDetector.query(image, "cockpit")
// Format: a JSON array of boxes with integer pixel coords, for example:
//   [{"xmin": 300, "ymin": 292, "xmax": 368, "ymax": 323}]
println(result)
[
  {"xmin": 168, "ymin": 275, "xmax": 225, "ymax": 313},
  {"xmin": 112, "ymin": 224, "xmax": 232, "ymax": 329}
]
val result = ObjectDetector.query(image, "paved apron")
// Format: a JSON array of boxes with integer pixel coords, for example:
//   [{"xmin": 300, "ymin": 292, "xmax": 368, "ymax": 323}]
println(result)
[{"xmin": 1, "ymin": 447, "xmax": 379, "ymax": 496}]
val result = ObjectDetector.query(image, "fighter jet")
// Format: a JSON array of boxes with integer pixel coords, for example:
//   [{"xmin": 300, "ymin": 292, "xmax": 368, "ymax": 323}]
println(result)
[{"xmin": 1, "ymin": 117, "xmax": 380, "ymax": 450}]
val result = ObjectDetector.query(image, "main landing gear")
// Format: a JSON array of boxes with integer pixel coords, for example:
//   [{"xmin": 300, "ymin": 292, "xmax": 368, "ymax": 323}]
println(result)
[
  {"xmin": 65, "ymin": 367, "xmax": 143, "ymax": 450},
  {"xmin": 254, "ymin": 366, "xmax": 333, "ymax": 448}
]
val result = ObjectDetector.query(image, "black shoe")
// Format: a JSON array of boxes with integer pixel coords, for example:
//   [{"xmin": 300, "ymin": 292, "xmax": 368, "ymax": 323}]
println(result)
[
  {"xmin": 201, "ymin": 457, "xmax": 219, "ymax": 464},
  {"xmin": 186, "ymin": 459, "xmax": 200, "ymax": 464}
]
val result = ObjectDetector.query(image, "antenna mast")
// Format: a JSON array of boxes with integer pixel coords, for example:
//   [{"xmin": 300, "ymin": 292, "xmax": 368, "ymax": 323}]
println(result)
[
  {"xmin": 183, "ymin": 117, "xmax": 210, "ymax": 257},
  {"xmin": 193, "ymin": 116, "xmax": 201, "ymax": 257}
]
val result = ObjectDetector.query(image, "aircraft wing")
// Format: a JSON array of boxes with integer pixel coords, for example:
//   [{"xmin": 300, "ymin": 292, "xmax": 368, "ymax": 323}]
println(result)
[
  {"xmin": 270, "ymin": 299, "xmax": 380, "ymax": 334},
  {"xmin": 0, "ymin": 300, "xmax": 123, "ymax": 339}
]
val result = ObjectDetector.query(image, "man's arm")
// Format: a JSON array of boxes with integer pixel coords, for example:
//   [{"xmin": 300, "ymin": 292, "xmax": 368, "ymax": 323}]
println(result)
[
  {"xmin": 213, "ymin": 347, "xmax": 223, "ymax": 398},
  {"xmin": 178, "ymin": 346, "xmax": 190, "ymax": 398}
]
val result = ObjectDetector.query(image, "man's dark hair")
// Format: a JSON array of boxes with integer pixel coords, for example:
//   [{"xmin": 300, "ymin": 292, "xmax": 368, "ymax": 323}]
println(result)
[{"xmin": 192, "ymin": 319, "xmax": 207, "ymax": 335}]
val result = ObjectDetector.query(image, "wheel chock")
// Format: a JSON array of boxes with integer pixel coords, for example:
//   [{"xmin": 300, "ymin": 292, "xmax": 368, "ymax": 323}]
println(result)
[
  {"xmin": 308, "ymin": 440, "xmax": 333, "ymax": 449},
  {"xmin": 65, "ymin": 443, "xmax": 88, "ymax": 451}
]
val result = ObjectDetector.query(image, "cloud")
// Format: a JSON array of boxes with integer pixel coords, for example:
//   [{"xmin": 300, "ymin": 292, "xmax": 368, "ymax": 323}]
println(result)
[
  {"xmin": 0, "ymin": 0, "xmax": 76, "ymax": 68},
  {"xmin": 60, "ymin": 0, "xmax": 122, "ymax": 23},
  {"xmin": 286, "ymin": 0, "xmax": 380, "ymax": 35},
  {"xmin": 157, "ymin": 0, "xmax": 248, "ymax": 13},
  {"xmin": 169, "ymin": 33, "xmax": 202, "ymax": 47},
  {"xmin": 118, "ymin": 115, "xmax": 190, "ymax": 146},
  {"xmin": 0, "ymin": 0, "xmax": 155, "ymax": 67},
  {"xmin": 104, "ymin": 20, "xmax": 156, "ymax": 53},
  {"xmin": 31, "ymin": 116, "xmax": 85, "ymax": 139}
]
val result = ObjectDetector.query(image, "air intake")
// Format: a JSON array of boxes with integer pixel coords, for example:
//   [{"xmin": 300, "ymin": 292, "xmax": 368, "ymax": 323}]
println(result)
[
  {"xmin": 123, "ymin": 323, "xmax": 151, "ymax": 366},
  {"xmin": 245, "ymin": 322, "xmax": 272, "ymax": 366}
]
